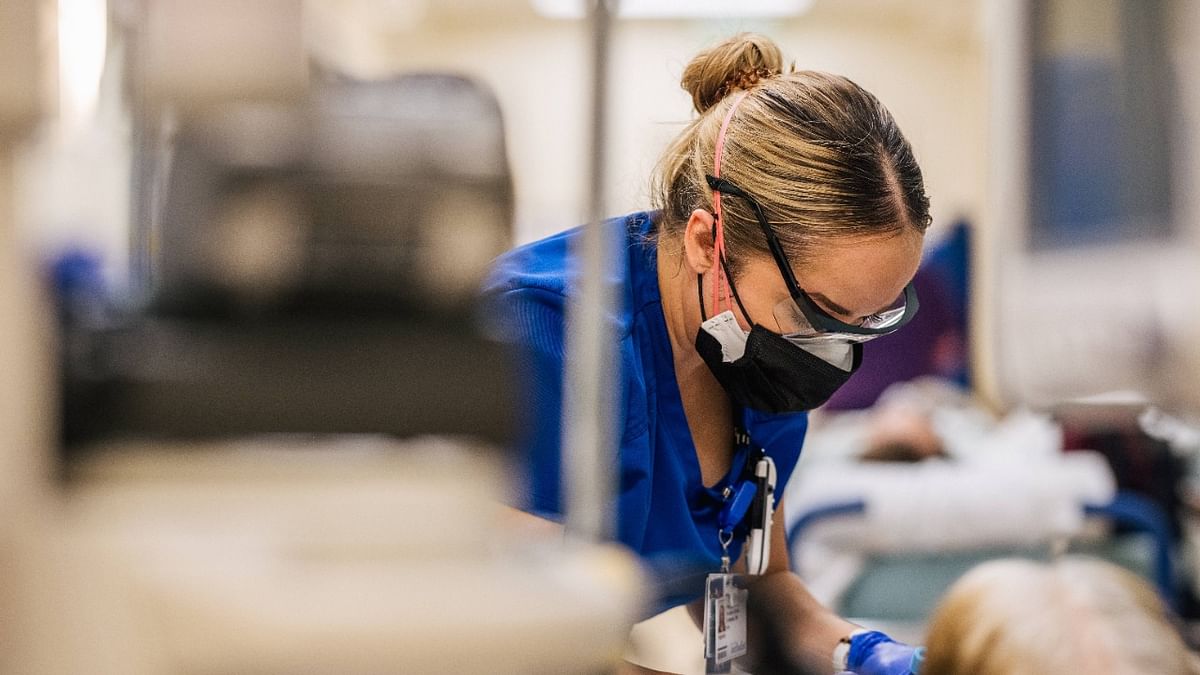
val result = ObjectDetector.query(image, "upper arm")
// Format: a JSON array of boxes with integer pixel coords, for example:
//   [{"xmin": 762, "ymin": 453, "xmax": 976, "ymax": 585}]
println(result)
[{"xmin": 484, "ymin": 286, "xmax": 568, "ymax": 516}]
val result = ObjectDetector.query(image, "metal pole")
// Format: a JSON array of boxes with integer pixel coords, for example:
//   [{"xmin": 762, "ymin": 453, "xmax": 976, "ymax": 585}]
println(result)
[{"xmin": 561, "ymin": 0, "xmax": 617, "ymax": 542}]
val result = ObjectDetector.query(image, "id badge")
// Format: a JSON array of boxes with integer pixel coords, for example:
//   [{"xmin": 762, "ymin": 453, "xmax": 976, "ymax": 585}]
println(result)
[{"xmin": 703, "ymin": 573, "xmax": 748, "ymax": 673}]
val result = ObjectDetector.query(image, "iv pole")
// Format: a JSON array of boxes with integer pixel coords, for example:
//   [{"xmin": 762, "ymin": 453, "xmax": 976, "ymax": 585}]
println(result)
[{"xmin": 562, "ymin": 0, "xmax": 618, "ymax": 542}]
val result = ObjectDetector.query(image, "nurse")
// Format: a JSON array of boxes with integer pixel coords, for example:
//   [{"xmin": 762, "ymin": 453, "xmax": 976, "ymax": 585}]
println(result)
[{"xmin": 486, "ymin": 33, "xmax": 929, "ymax": 675}]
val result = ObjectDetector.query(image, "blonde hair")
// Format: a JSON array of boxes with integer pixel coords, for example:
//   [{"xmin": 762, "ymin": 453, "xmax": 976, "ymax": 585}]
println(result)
[
  {"xmin": 652, "ymin": 33, "xmax": 932, "ymax": 270},
  {"xmin": 922, "ymin": 557, "xmax": 1200, "ymax": 675}
]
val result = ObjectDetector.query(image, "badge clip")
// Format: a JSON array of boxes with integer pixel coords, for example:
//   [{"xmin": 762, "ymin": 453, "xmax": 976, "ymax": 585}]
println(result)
[{"xmin": 745, "ymin": 455, "xmax": 776, "ymax": 576}]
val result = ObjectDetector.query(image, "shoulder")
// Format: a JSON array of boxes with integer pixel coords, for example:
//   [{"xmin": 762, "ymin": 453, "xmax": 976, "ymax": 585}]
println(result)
[
  {"xmin": 482, "ymin": 211, "xmax": 659, "ymax": 333},
  {"xmin": 485, "ymin": 212, "xmax": 658, "ymax": 291},
  {"xmin": 483, "ymin": 227, "xmax": 578, "ymax": 300}
]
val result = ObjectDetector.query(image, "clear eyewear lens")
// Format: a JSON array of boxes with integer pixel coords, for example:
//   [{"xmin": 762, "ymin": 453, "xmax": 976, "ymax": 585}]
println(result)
[
  {"xmin": 859, "ymin": 304, "xmax": 907, "ymax": 330},
  {"xmin": 771, "ymin": 294, "xmax": 907, "ymax": 345},
  {"xmin": 783, "ymin": 330, "xmax": 877, "ymax": 346}
]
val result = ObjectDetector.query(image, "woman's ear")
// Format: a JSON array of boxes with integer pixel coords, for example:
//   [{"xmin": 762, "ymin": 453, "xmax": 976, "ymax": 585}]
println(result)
[{"xmin": 683, "ymin": 209, "xmax": 716, "ymax": 275}]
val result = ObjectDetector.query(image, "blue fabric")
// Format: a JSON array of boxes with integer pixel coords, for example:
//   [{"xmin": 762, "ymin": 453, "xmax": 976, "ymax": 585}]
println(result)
[{"xmin": 483, "ymin": 211, "xmax": 809, "ymax": 612}]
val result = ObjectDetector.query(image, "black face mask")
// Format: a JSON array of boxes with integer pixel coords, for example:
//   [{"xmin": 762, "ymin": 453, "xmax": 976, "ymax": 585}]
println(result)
[{"xmin": 694, "ymin": 274, "xmax": 863, "ymax": 414}]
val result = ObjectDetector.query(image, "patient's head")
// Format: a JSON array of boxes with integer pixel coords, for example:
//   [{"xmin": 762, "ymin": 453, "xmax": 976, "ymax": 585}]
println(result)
[
  {"xmin": 922, "ymin": 557, "xmax": 1199, "ymax": 675},
  {"xmin": 859, "ymin": 403, "xmax": 946, "ymax": 463}
]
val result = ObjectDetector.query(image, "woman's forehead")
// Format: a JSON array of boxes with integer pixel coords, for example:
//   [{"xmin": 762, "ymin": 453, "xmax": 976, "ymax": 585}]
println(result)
[{"xmin": 743, "ymin": 230, "xmax": 923, "ymax": 318}]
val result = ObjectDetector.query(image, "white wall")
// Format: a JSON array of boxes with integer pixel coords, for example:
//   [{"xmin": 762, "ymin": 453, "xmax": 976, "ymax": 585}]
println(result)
[{"xmin": 314, "ymin": 0, "xmax": 987, "ymax": 245}]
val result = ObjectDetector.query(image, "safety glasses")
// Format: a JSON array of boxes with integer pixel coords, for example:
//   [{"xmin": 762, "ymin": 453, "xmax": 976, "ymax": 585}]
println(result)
[{"xmin": 705, "ymin": 174, "xmax": 919, "ymax": 344}]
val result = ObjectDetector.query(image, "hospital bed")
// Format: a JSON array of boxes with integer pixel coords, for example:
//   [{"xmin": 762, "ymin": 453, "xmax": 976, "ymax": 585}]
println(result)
[{"xmin": 783, "ymin": 449, "xmax": 1178, "ymax": 627}]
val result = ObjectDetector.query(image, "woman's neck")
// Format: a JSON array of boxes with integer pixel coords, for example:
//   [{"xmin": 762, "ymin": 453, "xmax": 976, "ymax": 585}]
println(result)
[
  {"xmin": 657, "ymin": 239, "xmax": 736, "ymax": 486},
  {"xmin": 656, "ymin": 240, "xmax": 705, "ymax": 378}
]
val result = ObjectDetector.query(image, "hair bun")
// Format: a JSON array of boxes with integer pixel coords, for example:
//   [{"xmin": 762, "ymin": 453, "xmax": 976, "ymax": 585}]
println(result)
[{"xmin": 680, "ymin": 33, "xmax": 784, "ymax": 114}]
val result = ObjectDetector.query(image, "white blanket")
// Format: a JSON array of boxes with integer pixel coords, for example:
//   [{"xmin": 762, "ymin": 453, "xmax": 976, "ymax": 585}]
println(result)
[{"xmin": 784, "ymin": 451, "xmax": 1115, "ymax": 554}]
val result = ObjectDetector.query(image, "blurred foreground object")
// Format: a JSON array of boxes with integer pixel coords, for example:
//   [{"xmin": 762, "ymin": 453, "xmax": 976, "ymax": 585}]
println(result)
[
  {"xmin": 143, "ymin": 70, "xmax": 512, "ymax": 315},
  {"xmin": 64, "ymin": 70, "xmax": 516, "ymax": 446},
  {"xmin": 48, "ymin": 439, "xmax": 643, "ymax": 674},
  {"xmin": 1, "ymin": 2, "xmax": 646, "ymax": 673},
  {"xmin": 0, "ymin": 0, "xmax": 49, "ymax": 135},
  {"xmin": 0, "ymin": 1, "xmax": 61, "ymax": 673},
  {"xmin": 922, "ymin": 557, "xmax": 1199, "ymax": 675}
]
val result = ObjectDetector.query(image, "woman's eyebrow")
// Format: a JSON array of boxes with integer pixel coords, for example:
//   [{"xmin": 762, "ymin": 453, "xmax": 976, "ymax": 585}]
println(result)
[
  {"xmin": 806, "ymin": 291, "xmax": 854, "ymax": 318},
  {"xmin": 808, "ymin": 291, "xmax": 895, "ymax": 321}
]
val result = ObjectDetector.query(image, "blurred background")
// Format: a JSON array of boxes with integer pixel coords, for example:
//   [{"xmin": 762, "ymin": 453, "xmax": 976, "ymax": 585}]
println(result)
[
  {"xmin": 303, "ymin": 0, "xmax": 983, "ymax": 246},
  {"xmin": 17, "ymin": 0, "xmax": 987, "ymax": 260},
  {"xmin": 1, "ymin": 0, "xmax": 1199, "ymax": 673}
]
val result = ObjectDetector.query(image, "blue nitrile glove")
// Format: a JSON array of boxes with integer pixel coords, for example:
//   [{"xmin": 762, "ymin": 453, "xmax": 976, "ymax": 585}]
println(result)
[{"xmin": 846, "ymin": 630, "xmax": 924, "ymax": 675}]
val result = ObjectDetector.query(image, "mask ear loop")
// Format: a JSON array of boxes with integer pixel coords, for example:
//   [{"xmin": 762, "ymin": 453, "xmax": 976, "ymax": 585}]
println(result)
[
  {"xmin": 695, "ymin": 262, "xmax": 752, "ymax": 327},
  {"xmin": 719, "ymin": 254, "xmax": 754, "ymax": 325},
  {"xmin": 711, "ymin": 91, "xmax": 751, "ymax": 320}
]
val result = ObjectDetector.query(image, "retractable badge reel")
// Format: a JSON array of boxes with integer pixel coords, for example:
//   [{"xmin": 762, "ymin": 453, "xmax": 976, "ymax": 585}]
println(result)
[{"xmin": 704, "ymin": 447, "xmax": 777, "ymax": 674}]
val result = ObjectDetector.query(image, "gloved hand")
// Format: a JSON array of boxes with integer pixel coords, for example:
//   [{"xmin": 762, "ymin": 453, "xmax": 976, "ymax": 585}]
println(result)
[{"xmin": 846, "ymin": 630, "xmax": 925, "ymax": 675}]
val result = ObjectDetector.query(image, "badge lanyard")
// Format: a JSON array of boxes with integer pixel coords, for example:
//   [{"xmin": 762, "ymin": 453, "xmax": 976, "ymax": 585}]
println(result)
[{"xmin": 703, "ymin": 427, "xmax": 777, "ymax": 674}]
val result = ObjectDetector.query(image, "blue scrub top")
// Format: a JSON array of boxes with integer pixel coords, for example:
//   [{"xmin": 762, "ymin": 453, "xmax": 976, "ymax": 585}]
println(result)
[{"xmin": 483, "ymin": 211, "xmax": 808, "ymax": 611}]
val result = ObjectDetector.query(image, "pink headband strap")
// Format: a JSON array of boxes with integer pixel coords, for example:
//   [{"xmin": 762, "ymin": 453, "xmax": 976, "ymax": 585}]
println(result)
[{"xmin": 710, "ymin": 91, "xmax": 750, "ymax": 315}]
